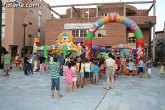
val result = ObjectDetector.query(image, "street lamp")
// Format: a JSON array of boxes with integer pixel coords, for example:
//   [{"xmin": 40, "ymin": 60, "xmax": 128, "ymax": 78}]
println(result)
[
  {"xmin": 28, "ymin": 34, "xmax": 32, "ymax": 54},
  {"xmin": 28, "ymin": 34, "xmax": 32, "ymax": 47},
  {"xmin": 145, "ymin": 20, "xmax": 153, "ymax": 58},
  {"xmin": 0, "ymin": 0, "xmax": 3, "ymax": 68},
  {"xmin": 23, "ymin": 23, "xmax": 28, "ymax": 57}
]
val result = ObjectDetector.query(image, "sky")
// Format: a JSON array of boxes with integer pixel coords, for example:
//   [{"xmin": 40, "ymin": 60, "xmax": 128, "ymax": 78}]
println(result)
[{"xmin": 44, "ymin": 0, "xmax": 165, "ymax": 31}]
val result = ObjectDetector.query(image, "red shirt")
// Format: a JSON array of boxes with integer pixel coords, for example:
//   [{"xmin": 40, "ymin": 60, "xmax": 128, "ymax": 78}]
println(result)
[
  {"xmin": 116, "ymin": 60, "xmax": 121, "ymax": 67},
  {"xmin": 100, "ymin": 56, "xmax": 105, "ymax": 61}
]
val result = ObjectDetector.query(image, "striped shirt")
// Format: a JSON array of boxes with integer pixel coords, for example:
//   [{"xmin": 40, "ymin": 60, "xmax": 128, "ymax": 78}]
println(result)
[{"xmin": 49, "ymin": 62, "xmax": 60, "ymax": 79}]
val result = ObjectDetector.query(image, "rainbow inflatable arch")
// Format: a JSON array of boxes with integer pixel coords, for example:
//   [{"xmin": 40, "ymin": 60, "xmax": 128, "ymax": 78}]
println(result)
[{"xmin": 85, "ymin": 15, "xmax": 144, "ymax": 63}]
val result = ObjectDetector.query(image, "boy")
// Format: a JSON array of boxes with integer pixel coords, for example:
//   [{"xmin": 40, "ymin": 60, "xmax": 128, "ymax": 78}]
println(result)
[
  {"xmin": 93, "ymin": 62, "xmax": 100, "ymax": 85},
  {"xmin": 47, "ymin": 57, "xmax": 63, "ymax": 98},
  {"xmin": 128, "ymin": 59, "xmax": 134, "ymax": 76}
]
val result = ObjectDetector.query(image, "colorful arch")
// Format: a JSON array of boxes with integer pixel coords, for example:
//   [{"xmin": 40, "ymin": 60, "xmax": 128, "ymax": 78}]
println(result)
[{"xmin": 85, "ymin": 15, "xmax": 144, "ymax": 63}]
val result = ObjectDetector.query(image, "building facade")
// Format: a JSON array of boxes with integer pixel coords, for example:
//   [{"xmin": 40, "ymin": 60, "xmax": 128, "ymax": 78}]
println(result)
[
  {"xmin": 1, "ymin": 0, "xmax": 51, "ymax": 58},
  {"xmin": 45, "ymin": 4, "xmax": 156, "ymax": 59},
  {"xmin": 154, "ymin": 27, "xmax": 165, "ymax": 63}
]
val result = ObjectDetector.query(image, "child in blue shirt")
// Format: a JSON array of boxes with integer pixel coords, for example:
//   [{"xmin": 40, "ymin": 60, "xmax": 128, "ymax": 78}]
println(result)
[
  {"xmin": 128, "ymin": 59, "xmax": 134, "ymax": 76},
  {"xmin": 93, "ymin": 62, "xmax": 100, "ymax": 85}
]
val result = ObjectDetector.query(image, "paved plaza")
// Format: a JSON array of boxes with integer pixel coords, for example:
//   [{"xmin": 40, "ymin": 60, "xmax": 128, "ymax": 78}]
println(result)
[{"xmin": 0, "ymin": 67, "xmax": 165, "ymax": 110}]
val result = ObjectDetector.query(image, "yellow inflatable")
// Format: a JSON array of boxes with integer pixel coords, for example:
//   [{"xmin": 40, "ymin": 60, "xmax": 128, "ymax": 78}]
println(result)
[{"xmin": 58, "ymin": 31, "xmax": 78, "ymax": 52}]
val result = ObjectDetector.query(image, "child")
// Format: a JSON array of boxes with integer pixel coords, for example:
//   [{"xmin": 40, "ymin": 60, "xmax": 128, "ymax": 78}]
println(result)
[
  {"xmin": 128, "ymin": 59, "xmax": 134, "ymax": 76},
  {"xmin": 93, "ymin": 62, "xmax": 99, "ymax": 85},
  {"xmin": 71, "ymin": 61, "xmax": 77, "ymax": 92},
  {"xmin": 47, "ymin": 57, "xmax": 63, "ymax": 98},
  {"xmin": 143, "ymin": 62, "xmax": 147, "ymax": 79},
  {"xmin": 99, "ymin": 63, "xmax": 104, "ymax": 80},
  {"xmin": 77, "ymin": 60, "xmax": 85, "ymax": 88},
  {"xmin": 160, "ymin": 62, "xmax": 164, "ymax": 77},
  {"xmin": 115, "ymin": 57, "xmax": 121, "ymax": 78},
  {"xmin": 65, "ymin": 63, "xmax": 73, "ymax": 92}
]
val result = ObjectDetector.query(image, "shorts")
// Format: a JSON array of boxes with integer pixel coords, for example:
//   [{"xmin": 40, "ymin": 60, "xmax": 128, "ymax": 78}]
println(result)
[
  {"xmin": 129, "ymin": 70, "xmax": 133, "ymax": 73},
  {"xmin": 106, "ymin": 67, "xmax": 114, "ymax": 77},
  {"xmin": 72, "ymin": 77, "xmax": 77, "ymax": 82},
  {"xmin": 51, "ymin": 78, "xmax": 60, "ymax": 91},
  {"xmin": 100, "ymin": 69, "xmax": 104, "ymax": 72},
  {"xmin": 117, "ymin": 67, "xmax": 120, "ymax": 71},
  {"xmin": 4, "ymin": 64, "xmax": 10, "ymax": 71},
  {"xmin": 90, "ymin": 72, "xmax": 93, "ymax": 78},
  {"xmin": 78, "ymin": 72, "xmax": 84, "ymax": 77},
  {"xmin": 84, "ymin": 72, "xmax": 90, "ymax": 78},
  {"xmin": 139, "ymin": 67, "xmax": 143, "ymax": 73},
  {"xmin": 93, "ymin": 73, "xmax": 98, "ymax": 80},
  {"xmin": 147, "ymin": 68, "xmax": 152, "ymax": 74}
]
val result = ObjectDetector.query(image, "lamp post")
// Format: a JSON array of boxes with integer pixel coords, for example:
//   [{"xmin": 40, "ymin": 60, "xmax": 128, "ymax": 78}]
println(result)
[
  {"xmin": 0, "ymin": 0, "xmax": 2, "ymax": 67},
  {"xmin": 28, "ymin": 34, "xmax": 32, "ymax": 54},
  {"xmin": 0, "ymin": 0, "xmax": 2, "ymax": 48},
  {"xmin": 145, "ymin": 20, "xmax": 153, "ymax": 58},
  {"xmin": 23, "ymin": 23, "xmax": 28, "ymax": 57},
  {"xmin": 28, "ymin": 34, "xmax": 32, "ymax": 47}
]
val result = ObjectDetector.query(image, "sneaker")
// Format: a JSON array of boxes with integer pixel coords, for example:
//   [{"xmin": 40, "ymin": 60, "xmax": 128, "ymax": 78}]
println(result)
[{"xmin": 81, "ymin": 85, "xmax": 84, "ymax": 88}]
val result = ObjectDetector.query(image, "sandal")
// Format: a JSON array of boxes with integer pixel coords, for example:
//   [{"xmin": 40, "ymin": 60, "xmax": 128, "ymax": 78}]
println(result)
[
  {"xmin": 57, "ymin": 95, "xmax": 63, "ymax": 98},
  {"xmin": 104, "ymin": 88, "xmax": 110, "ymax": 90}
]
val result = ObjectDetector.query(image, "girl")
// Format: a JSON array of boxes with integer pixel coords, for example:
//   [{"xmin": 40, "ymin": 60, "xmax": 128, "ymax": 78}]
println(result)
[
  {"xmin": 99, "ymin": 63, "xmax": 104, "ymax": 80},
  {"xmin": 160, "ymin": 62, "xmax": 164, "ymax": 77},
  {"xmin": 65, "ymin": 63, "xmax": 73, "ymax": 92},
  {"xmin": 78, "ymin": 60, "xmax": 85, "ymax": 88},
  {"xmin": 84, "ymin": 59, "xmax": 91, "ymax": 86},
  {"xmin": 71, "ymin": 61, "xmax": 77, "ymax": 92}
]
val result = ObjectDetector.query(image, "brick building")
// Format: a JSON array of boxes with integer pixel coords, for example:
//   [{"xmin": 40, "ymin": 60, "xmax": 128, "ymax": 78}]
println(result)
[
  {"xmin": 2, "ymin": 0, "xmax": 51, "ymax": 58},
  {"xmin": 45, "ymin": 4, "xmax": 156, "ymax": 58},
  {"xmin": 154, "ymin": 23, "xmax": 165, "ymax": 62}
]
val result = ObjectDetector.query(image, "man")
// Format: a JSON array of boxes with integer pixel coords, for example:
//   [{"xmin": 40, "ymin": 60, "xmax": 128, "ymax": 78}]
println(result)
[
  {"xmin": 47, "ymin": 57, "xmax": 63, "ymax": 98},
  {"xmin": 105, "ymin": 53, "xmax": 116, "ymax": 90},
  {"xmin": 24, "ymin": 55, "xmax": 30, "ymax": 75},
  {"xmin": 3, "ymin": 51, "xmax": 11, "ymax": 76},
  {"xmin": 59, "ymin": 53, "xmax": 64, "ymax": 76},
  {"xmin": 29, "ymin": 55, "xmax": 33, "ymax": 75}
]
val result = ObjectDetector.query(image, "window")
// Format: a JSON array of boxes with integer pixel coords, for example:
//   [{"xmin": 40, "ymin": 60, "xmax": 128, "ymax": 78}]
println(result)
[
  {"xmin": 102, "ymin": 12, "xmax": 108, "ymax": 17},
  {"xmin": 71, "ymin": 30, "xmax": 88, "ymax": 38},
  {"xmin": 1, "ymin": 26, "xmax": 5, "ymax": 40},
  {"xmin": 30, "ymin": 10, "xmax": 33, "ymax": 14},
  {"xmin": 95, "ymin": 30, "xmax": 106, "ymax": 37},
  {"xmin": 110, "ymin": 12, "xmax": 119, "ymax": 16},
  {"xmin": 128, "ymin": 33, "xmax": 136, "ymax": 43},
  {"xmin": 101, "ymin": 12, "xmax": 119, "ymax": 17},
  {"xmin": 70, "ymin": 29, "xmax": 106, "ymax": 38}
]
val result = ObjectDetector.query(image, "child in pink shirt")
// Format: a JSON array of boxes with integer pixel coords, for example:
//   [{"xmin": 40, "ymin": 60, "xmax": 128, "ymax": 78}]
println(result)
[{"xmin": 65, "ymin": 63, "xmax": 73, "ymax": 92}]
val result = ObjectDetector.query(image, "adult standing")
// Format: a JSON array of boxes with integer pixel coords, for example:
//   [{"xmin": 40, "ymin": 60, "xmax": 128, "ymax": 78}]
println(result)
[
  {"xmin": 121, "ymin": 55, "xmax": 126, "ymax": 73},
  {"xmin": 59, "ymin": 53, "xmax": 64, "ymax": 76},
  {"xmin": 146, "ymin": 57, "xmax": 153, "ymax": 78},
  {"xmin": 105, "ymin": 53, "xmax": 116, "ymax": 90},
  {"xmin": 3, "ymin": 51, "xmax": 11, "ymax": 76},
  {"xmin": 29, "ymin": 55, "xmax": 33, "ymax": 74},
  {"xmin": 47, "ymin": 57, "xmax": 63, "ymax": 98},
  {"xmin": 24, "ymin": 55, "xmax": 30, "ymax": 75}
]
